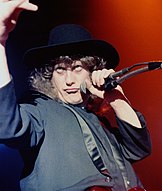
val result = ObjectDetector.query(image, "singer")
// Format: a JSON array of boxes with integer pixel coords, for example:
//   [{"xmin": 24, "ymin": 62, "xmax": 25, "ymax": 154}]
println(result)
[{"xmin": 0, "ymin": 1, "xmax": 151, "ymax": 191}]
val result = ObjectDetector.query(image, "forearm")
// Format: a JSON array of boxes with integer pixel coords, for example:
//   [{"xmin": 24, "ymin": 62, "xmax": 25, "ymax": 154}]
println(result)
[
  {"xmin": 110, "ymin": 99, "xmax": 142, "ymax": 128},
  {"xmin": 0, "ymin": 80, "xmax": 21, "ymax": 139},
  {"xmin": 115, "ymin": 111, "xmax": 152, "ymax": 160},
  {"xmin": 0, "ymin": 80, "xmax": 44, "ymax": 147},
  {"xmin": 0, "ymin": 43, "xmax": 11, "ymax": 87}
]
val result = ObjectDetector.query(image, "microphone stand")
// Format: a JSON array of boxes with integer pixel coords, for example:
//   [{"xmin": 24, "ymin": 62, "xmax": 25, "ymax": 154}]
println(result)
[
  {"xmin": 105, "ymin": 61, "xmax": 162, "ymax": 90},
  {"xmin": 80, "ymin": 61, "xmax": 162, "ymax": 93}
]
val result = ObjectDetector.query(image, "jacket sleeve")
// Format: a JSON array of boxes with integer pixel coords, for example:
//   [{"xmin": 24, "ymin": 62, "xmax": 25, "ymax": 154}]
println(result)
[
  {"xmin": 114, "ymin": 111, "xmax": 152, "ymax": 161},
  {"xmin": 0, "ymin": 80, "xmax": 44, "ymax": 148}
]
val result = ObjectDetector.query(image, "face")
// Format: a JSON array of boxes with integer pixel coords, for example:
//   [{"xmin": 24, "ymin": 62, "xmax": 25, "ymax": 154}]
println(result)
[{"xmin": 51, "ymin": 61, "xmax": 90, "ymax": 104}]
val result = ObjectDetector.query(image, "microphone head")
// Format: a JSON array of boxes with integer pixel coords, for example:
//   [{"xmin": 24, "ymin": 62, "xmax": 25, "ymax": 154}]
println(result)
[{"xmin": 80, "ymin": 81, "xmax": 87, "ymax": 94}]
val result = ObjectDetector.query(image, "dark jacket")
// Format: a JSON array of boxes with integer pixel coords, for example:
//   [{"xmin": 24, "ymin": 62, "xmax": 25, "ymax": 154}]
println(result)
[{"xmin": 0, "ymin": 80, "xmax": 151, "ymax": 191}]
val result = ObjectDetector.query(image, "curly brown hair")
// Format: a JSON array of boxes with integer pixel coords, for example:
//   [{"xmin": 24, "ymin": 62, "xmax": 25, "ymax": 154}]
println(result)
[{"xmin": 28, "ymin": 55, "xmax": 107, "ymax": 99}]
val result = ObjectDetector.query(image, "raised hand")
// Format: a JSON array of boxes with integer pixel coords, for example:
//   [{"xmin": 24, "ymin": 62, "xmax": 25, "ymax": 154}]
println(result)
[{"xmin": 0, "ymin": 0, "xmax": 38, "ymax": 44}]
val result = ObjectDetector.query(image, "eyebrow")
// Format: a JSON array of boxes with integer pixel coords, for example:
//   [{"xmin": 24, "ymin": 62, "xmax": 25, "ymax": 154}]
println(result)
[
  {"xmin": 54, "ymin": 63, "xmax": 66, "ymax": 69},
  {"xmin": 54, "ymin": 62, "xmax": 83, "ymax": 68}
]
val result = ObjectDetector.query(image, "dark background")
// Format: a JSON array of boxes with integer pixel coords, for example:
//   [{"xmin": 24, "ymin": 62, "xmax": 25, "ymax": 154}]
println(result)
[{"xmin": 1, "ymin": 0, "xmax": 162, "ymax": 190}]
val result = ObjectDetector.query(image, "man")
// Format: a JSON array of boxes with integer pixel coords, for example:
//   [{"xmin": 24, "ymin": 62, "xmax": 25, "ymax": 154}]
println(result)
[{"xmin": 0, "ymin": 1, "xmax": 151, "ymax": 191}]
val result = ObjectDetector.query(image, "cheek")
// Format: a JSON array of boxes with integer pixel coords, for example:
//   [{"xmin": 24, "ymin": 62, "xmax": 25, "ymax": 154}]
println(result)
[
  {"xmin": 79, "ymin": 71, "xmax": 90, "ymax": 81},
  {"xmin": 51, "ymin": 74, "xmax": 63, "ymax": 91},
  {"xmin": 83, "ymin": 72, "xmax": 89, "ymax": 78}
]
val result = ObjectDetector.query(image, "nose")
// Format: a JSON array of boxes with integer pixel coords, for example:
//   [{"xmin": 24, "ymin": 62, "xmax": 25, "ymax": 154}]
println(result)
[{"xmin": 65, "ymin": 70, "xmax": 75, "ymax": 86}]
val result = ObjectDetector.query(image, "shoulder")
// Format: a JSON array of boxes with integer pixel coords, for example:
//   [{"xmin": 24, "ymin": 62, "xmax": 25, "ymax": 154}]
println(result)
[
  {"xmin": 18, "ymin": 90, "xmax": 65, "ymax": 115},
  {"xmin": 19, "ymin": 90, "xmax": 53, "ymax": 105}
]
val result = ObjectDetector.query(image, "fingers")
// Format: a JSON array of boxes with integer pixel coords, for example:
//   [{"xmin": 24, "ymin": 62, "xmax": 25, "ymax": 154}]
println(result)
[
  {"xmin": 0, "ymin": 0, "xmax": 9, "ymax": 2},
  {"xmin": 18, "ymin": 0, "xmax": 38, "ymax": 11},
  {"xmin": 83, "ymin": 77, "xmax": 105, "ymax": 99},
  {"xmin": 0, "ymin": 0, "xmax": 38, "ymax": 12},
  {"xmin": 91, "ymin": 69, "xmax": 115, "ymax": 88},
  {"xmin": 82, "ymin": 69, "xmax": 123, "ymax": 99},
  {"xmin": 0, "ymin": 0, "xmax": 38, "ymax": 22},
  {"xmin": 0, "ymin": 0, "xmax": 38, "ymax": 44},
  {"xmin": 9, "ymin": 0, "xmax": 38, "ymax": 11}
]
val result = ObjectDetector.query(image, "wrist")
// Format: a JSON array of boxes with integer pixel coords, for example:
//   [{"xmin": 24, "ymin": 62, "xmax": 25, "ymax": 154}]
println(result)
[
  {"xmin": 104, "ymin": 89, "xmax": 130, "ymax": 104},
  {"xmin": 0, "ymin": 36, "xmax": 7, "ymax": 47}
]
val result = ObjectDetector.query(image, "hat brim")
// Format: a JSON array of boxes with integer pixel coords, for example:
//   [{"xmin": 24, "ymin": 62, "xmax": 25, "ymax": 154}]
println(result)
[{"xmin": 23, "ymin": 40, "xmax": 119, "ymax": 70}]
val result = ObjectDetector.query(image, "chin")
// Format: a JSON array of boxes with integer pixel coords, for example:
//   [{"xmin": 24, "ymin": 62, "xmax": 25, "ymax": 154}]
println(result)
[
  {"xmin": 69, "ymin": 100, "xmax": 82, "ymax": 105},
  {"xmin": 68, "ymin": 98, "xmax": 83, "ymax": 105},
  {"xmin": 62, "ymin": 94, "xmax": 83, "ymax": 105}
]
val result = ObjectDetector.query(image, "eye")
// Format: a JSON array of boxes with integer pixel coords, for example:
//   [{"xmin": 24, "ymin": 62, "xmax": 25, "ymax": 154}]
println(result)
[
  {"xmin": 73, "ymin": 65, "xmax": 83, "ymax": 72},
  {"xmin": 55, "ymin": 67, "xmax": 66, "ymax": 74}
]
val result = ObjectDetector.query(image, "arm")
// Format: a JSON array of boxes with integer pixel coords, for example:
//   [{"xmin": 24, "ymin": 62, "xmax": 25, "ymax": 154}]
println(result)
[
  {"xmin": 85, "ymin": 68, "xmax": 142, "ymax": 128},
  {"xmin": 115, "ymin": 111, "xmax": 152, "ymax": 160},
  {"xmin": 0, "ymin": 0, "xmax": 39, "ymax": 146},
  {"xmin": 0, "ymin": 0, "xmax": 38, "ymax": 87},
  {"xmin": 0, "ymin": 80, "xmax": 45, "ymax": 148},
  {"xmin": 85, "ymin": 69, "xmax": 151, "ymax": 159}
]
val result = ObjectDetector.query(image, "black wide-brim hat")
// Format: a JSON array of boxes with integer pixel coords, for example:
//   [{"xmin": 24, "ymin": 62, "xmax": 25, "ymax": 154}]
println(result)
[{"xmin": 23, "ymin": 24, "xmax": 120, "ymax": 70}]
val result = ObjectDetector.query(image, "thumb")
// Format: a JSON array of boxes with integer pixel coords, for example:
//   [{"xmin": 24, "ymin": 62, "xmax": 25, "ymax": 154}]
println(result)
[{"xmin": 83, "ymin": 78, "xmax": 104, "ymax": 99}]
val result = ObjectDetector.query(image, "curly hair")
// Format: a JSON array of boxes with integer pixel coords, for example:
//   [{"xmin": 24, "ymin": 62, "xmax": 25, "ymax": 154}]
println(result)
[{"xmin": 28, "ymin": 55, "xmax": 107, "ymax": 99}]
